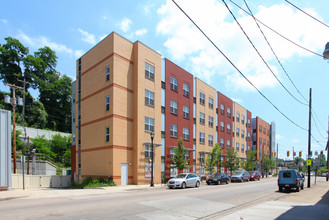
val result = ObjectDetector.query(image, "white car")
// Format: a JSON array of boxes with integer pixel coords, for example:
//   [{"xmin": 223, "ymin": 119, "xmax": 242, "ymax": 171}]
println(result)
[{"xmin": 167, "ymin": 173, "xmax": 201, "ymax": 189}]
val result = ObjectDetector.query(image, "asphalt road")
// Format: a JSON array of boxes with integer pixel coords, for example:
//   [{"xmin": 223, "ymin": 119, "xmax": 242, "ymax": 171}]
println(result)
[{"xmin": 0, "ymin": 177, "xmax": 284, "ymax": 219}]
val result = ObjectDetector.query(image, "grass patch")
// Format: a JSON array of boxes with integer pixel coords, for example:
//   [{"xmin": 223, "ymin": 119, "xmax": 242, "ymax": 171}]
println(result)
[{"xmin": 71, "ymin": 177, "xmax": 116, "ymax": 189}]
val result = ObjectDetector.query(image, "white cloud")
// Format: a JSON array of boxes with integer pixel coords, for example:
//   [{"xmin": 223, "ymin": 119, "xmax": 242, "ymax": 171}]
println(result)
[
  {"xmin": 276, "ymin": 134, "xmax": 284, "ymax": 140},
  {"xmin": 231, "ymin": 98, "xmax": 242, "ymax": 103},
  {"xmin": 135, "ymin": 28, "xmax": 148, "ymax": 36},
  {"xmin": 77, "ymin": 28, "xmax": 96, "ymax": 45},
  {"xmin": 16, "ymin": 31, "xmax": 82, "ymax": 58},
  {"xmin": 144, "ymin": 4, "xmax": 154, "ymax": 15},
  {"xmin": 118, "ymin": 18, "xmax": 132, "ymax": 33},
  {"xmin": 1, "ymin": 19, "xmax": 8, "ymax": 24},
  {"xmin": 156, "ymin": 0, "xmax": 329, "ymax": 90},
  {"xmin": 292, "ymin": 139, "xmax": 300, "ymax": 143},
  {"xmin": 99, "ymin": 34, "xmax": 107, "ymax": 41}
]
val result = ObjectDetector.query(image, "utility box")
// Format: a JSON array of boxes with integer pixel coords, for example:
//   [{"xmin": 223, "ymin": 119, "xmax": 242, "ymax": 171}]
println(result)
[{"xmin": 0, "ymin": 109, "xmax": 12, "ymax": 189}]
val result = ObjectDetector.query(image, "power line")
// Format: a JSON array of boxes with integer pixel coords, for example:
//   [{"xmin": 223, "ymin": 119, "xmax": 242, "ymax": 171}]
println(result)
[
  {"xmin": 284, "ymin": 0, "xmax": 329, "ymax": 29},
  {"xmin": 228, "ymin": 0, "xmax": 325, "ymax": 58},
  {"xmin": 222, "ymin": 0, "xmax": 308, "ymax": 106},
  {"xmin": 311, "ymin": 114, "xmax": 327, "ymax": 139},
  {"xmin": 243, "ymin": 0, "xmax": 308, "ymax": 104},
  {"xmin": 171, "ymin": 0, "xmax": 308, "ymax": 132},
  {"xmin": 312, "ymin": 108, "xmax": 327, "ymax": 132}
]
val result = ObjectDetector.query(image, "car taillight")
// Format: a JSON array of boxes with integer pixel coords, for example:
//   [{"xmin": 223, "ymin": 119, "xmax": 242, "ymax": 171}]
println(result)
[
  {"xmin": 296, "ymin": 180, "xmax": 298, "ymax": 184},
  {"xmin": 277, "ymin": 179, "xmax": 279, "ymax": 183}
]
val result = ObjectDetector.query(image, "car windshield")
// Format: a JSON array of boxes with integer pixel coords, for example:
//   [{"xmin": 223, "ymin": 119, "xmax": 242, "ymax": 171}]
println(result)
[
  {"xmin": 233, "ymin": 171, "xmax": 243, "ymax": 175},
  {"xmin": 213, "ymin": 173, "xmax": 221, "ymax": 178},
  {"xmin": 250, "ymin": 172, "xmax": 256, "ymax": 175},
  {"xmin": 176, "ymin": 174, "xmax": 187, "ymax": 179}
]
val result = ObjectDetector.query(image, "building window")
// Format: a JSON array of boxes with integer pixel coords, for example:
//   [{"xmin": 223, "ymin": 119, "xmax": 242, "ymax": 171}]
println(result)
[
  {"xmin": 241, "ymin": 144, "xmax": 244, "ymax": 153},
  {"xmin": 220, "ymin": 138, "xmax": 224, "ymax": 148},
  {"xmin": 170, "ymin": 124, "xmax": 178, "ymax": 138},
  {"xmin": 170, "ymin": 77, "xmax": 178, "ymax": 92},
  {"xmin": 236, "ymin": 113, "xmax": 240, "ymax": 122},
  {"xmin": 145, "ymin": 117, "xmax": 154, "ymax": 132},
  {"xmin": 209, "ymin": 116, "xmax": 213, "ymax": 127},
  {"xmin": 145, "ymin": 62, "xmax": 154, "ymax": 80},
  {"xmin": 200, "ymin": 112, "xmax": 205, "ymax": 124},
  {"xmin": 183, "ymin": 83, "xmax": 190, "ymax": 97},
  {"xmin": 220, "ymin": 104, "xmax": 225, "ymax": 114},
  {"xmin": 236, "ymin": 128, "xmax": 240, "ymax": 137},
  {"xmin": 145, "ymin": 144, "xmax": 153, "ymax": 158},
  {"xmin": 170, "ymin": 148, "xmax": 175, "ymax": 159},
  {"xmin": 105, "ymin": 127, "xmax": 109, "ymax": 142},
  {"xmin": 208, "ymin": 135, "xmax": 213, "ymax": 146},
  {"xmin": 241, "ymin": 115, "xmax": 245, "ymax": 125},
  {"xmin": 145, "ymin": 90, "xmax": 154, "ymax": 106},
  {"xmin": 183, "ymin": 105, "xmax": 189, "ymax": 119},
  {"xmin": 183, "ymin": 128, "xmax": 190, "ymax": 140},
  {"xmin": 227, "ymin": 107, "xmax": 231, "ymax": 117},
  {"xmin": 200, "ymin": 132, "xmax": 205, "ymax": 144},
  {"xmin": 263, "ymin": 128, "xmax": 266, "ymax": 134},
  {"xmin": 248, "ymin": 133, "xmax": 251, "ymax": 141},
  {"xmin": 200, "ymin": 152, "xmax": 205, "ymax": 164},
  {"xmin": 209, "ymin": 97, "xmax": 213, "ymax": 109},
  {"xmin": 241, "ymin": 129, "xmax": 245, "ymax": 138},
  {"xmin": 248, "ymin": 119, "xmax": 251, "ymax": 127},
  {"xmin": 105, "ymin": 96, "xmax": 110, "ymax": 111},
  {"xmin": 259, "ymin": 125, "xmax": 262, "ymax": 132},
  {"xmin": 220, "ymin": 121, "xmax": 225, "ymax": 131},
  {"xmin": 200, "ymin": 92, "xmax": 205, "ymax": 105},
  {"xmin": 106, "ymin": 66, "xmax": 110, "ymax": 81},
  {"xmin": 236, "ymin": 143, "xmax": 240, "ymax": 151},
  {"xmin": 227, "ymin": 140, "xmax": 231, "ymax": 148},
  {"xmin": 227, "ymin": 123, "xmax": 231, "ymax": 133},
  {"xmin": 170, "ymin": 100, "xmax": 178, "ymax": 115}
]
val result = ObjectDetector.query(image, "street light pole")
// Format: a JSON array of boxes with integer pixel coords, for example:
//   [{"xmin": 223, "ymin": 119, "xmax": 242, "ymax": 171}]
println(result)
[
  {"xmin": 307, "ymin": 88, "xmax": 312, "ymax": 188},
  {"xmin": 150, "ymin": 132, "xmax": 154, "ymax": 187}
]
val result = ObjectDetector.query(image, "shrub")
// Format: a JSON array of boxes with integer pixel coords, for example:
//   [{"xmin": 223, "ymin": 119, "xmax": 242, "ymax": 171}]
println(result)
[{"xmin": 71, "ymin": 176, "xmax": 116, "ymax": 189}]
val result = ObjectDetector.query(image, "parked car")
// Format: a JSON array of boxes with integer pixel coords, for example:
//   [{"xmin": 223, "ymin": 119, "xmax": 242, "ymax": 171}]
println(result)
[
  {"xmin": 231, "ymin": 171, "xmax": 250, "ymax": 182},
  {"xmin": 249, "ymin": 171, "xmax": 261, "ymax": 181},
  {"xmin": 206, "ymin": 173, "xmax": 229, "ymax": 185},
  {"xmin": 167, "ymin": 173, "xmax": 200, "ymax": 189},
  {"xmin": 278, "ymin": 170, "xmax": 304, "ymax": 192}
]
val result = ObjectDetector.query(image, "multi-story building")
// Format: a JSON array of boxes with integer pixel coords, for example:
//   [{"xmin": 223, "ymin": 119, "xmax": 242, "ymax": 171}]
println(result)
[
  {"xmin": 246, "ymin": 110, "xmax": 252, "ymax": 154},
  {"xmin": 194, "ymin": 78, "xmax": 217, "ymax": 177},
  {"xmin": 72, "ymin": 32, "xmax": 162, "ymax": 185},
  {"xmin": 217, "ymin": 91, "xmax": 233, "ymax": 173},
  {"xmin": 233, "ymin": 103, "xmax": 247, "ymax": 161},
  {"xmin": 163, "ymin": 59, "xmax": 194, "ymax": 178},
  {"xmin": 252, "ymin": 117, "xmax": 271, "ymax": 164}
]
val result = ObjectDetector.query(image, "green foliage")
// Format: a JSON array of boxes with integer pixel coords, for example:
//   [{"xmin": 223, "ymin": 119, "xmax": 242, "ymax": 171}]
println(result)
[
  {"xmin": 31, "ymin": 135, "xmax": 55, "ymax": 159},
  {"xmin": 12, "ymin": 129, "xmax": 25, "ymax": 151},
  {"xmin": 71, "ymin": 177, "xmax": 116, "ymax": 189},
  {"xmin": 263, "ymin": 156, "xmax": 276, "ymax": 173},
  {"xmin": 51, "ymin": 134, "xmax": 71, "ymax": 163},
  {"xmin": 241, "ymin": 150, "xmax": 257, "ymax": 171},
  {"xmin": 205, "ymin": 143, "xmax": 222, "ymax": 174},
  {"xmin": 224, "ymin": 148, "xmax": 240, "ymax": 175},
  {"xmin": 169, "ymin": 138, "xmax": 190, "ymax": 171},
  {"xmin": 26, "ymin": 100, "xmax": 48, "ymax": 129}
]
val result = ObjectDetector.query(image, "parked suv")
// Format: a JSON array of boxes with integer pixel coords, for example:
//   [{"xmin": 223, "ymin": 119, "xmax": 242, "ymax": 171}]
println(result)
[
  {"xmin": 167, "ymin": 173, "xmax": 200, "ymax": 189},
  {"xmin": 278, "ymin": 170, "xmax": 304, "ymax": 192}
]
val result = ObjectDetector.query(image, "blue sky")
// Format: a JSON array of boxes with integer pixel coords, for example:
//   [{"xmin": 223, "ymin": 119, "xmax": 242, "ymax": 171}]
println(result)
[{"xmin": 1, "ymin": 0, "xmax": 328, "ymax": 160}]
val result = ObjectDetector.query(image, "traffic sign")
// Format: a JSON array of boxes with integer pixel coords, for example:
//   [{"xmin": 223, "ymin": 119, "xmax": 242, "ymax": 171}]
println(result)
[{"xmin": 307, "ymin": 159, "xmax": 312, "ymax": 166}]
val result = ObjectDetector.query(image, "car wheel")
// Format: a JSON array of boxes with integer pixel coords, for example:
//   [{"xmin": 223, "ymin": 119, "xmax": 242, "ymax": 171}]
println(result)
[
  {"xmin": 169, "ymin": 187, "xmax": 173, "ymax": 189},
  {"xmin": 301, "ymin": 183, "xmax": 304, "ymax": 190},
  {"xmin": 196, "ymin": 181, "xmax": 200, "ymax": 188},
  {"xmin": 226, "ymin": 180, "xmax": 228, "ymax": 184},
  {"xmin": 217, "ymin": 180, "xmax": 221, "ymax": 185},
  {"xmin": 279, "ymin": 186, "xmax": 283, "ymax": 192},
  {"xmin": 206, "ymin": 182, "xmax": 210, "ymax": 185},
  {"xmin": 181, "ymin": 182, "xmax": 186, "ymax": 189},
  {"xmin": 258, "ymin": 177, "xmax": 260, "ymax": 181},
  {"xmin": 296, "ymin": 186, "xmax": 300, "ymax": 192}
]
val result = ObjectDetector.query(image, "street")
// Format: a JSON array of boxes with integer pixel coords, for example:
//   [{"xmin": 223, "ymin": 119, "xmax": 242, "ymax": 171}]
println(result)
[{"xmin": 0, "ymin": 177, "xmax": 328, "ymax": 219}]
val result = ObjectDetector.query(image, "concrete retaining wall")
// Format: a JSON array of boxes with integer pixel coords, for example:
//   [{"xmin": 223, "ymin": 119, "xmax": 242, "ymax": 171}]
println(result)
[{"xmin": 12, "ymin": 174, "xmax": 71, "ymax": 189}]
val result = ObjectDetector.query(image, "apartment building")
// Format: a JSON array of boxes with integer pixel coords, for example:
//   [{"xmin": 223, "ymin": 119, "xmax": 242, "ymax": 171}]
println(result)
[
  {"xmin": 233, "ymin": 103, "xmax": 247, "ymax": 161},
  {"xmin": 217, "ymin": 91, "xmax": 233, "ymax": 173},
  {"xmin": 73, "ymin": 32, "xmax": 162, "ymax": 185},
  {"xmin": 246, "ymin": 110, "xmax": 252, "ymax": 153},
  {"xmin": 252, "ymin": 117, "xmax": 271, "ymax": 162},
  {"xmin": 195, "ymin": 78, "xmax": 217, "ymax": 177},
  {"xmin": 163, "ymin": 59, "xmax": 194, "ymax": 178}
]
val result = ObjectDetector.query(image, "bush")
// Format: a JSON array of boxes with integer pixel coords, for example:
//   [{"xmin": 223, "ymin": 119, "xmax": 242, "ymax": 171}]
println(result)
[{"xmin": 71, "ymin": 177, "xmax": 116, "ymax": 189}]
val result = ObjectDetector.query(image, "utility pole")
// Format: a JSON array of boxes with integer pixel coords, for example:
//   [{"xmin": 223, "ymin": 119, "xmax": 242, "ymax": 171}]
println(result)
[
  {"xmin": 276, "ymin": 143, "xmax": 278, "ymax": 175},
  {"xmin": 4, "ymin": 83, "xmax": 24, "ymax": 174},
  {"xmin": 293, "ymin": 146, "xmax": 295, "ymax": 169},
  {"xmin": 307, "ymin": 88, "xmax": 312, "ymax": 188},
  {"xmin": 326, "ymin": 115, "xmax": 329, "ymax": 181}
]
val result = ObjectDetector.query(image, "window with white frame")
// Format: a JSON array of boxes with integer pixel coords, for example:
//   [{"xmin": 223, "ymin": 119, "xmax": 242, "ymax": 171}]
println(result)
[
  {"xmin": 241, "ymin": 144, "xmax": 245, "ymax": 153},
  {"xmin": 145, "ymin": 62, "xmax": 154, "ymax": 80},
  {"xmin": 105, "ymin": 127, "xmax": 109, "ymax": 142},
  {"xmin": 170, "ymin": 100, "xmax": 178, "ymax": 115},
  {"xmin": 248, "ymin": 119, "xmax": 251, "ymax": 127},
  {"xmin": 145, "ymin": 90, "xmax": 154, "ymax": 106},
  {"xmin": 227, "ymin": 123, "xmax": 231, "ymax": 133},
  {"xmin": 209, "ymin": 116, "xmax": 213, "ymax": 127},
  {"xmin": 170, "ymin": 124, "xmax": 178, "ymax": 138},
  {"xmin": 170, "ymin": 167, "xmax": 178, "ymax": 177},
  {"xmin": 236, "ymin": 127, "xmax": 240, "ymax": 137},
  {"xmin": 199, "ymin": 132, "xmax": 205, "ymax": 144},
  {"xmin": 227, "ymin": 140, "xmax": 231, "ymax": 148},
  {"xmin": 183, "ymin": 105, "xmax": 189, "ymax": 119},
  {"xmin": 145, "ymin": 117, "xmax": 154, "ymax": 132},
  {"xmin": 183, "ymin": 128, "xmax": 189, "ymax": 140},
  {"xmin": 236, "ymin": 142, "xmax": 240, "ymax": 151},
  {"xmin": 241, "ymin": 129, "xmax": 245, "ymax": 138},
  {"xmin": 220, "ymin": 138, "xmax": 224, "ymax": 148},
  {"xmin": 248, "ymin": 133, "xmax": 251, "ymax": 140},
  {"xmin": 145, "ymin": 144, "xmax": 153, "ymax": 158},
  {"xmin": 236, "ymin": 113, "xmax": 240, "ymax": 122},
  {"xmin": 241, "ymin": 115, "xmax": 245, "ymax": 124},
  {"xmin": 209, "ymin": 97, "xmax": 213, "ymax": 109},
  {"xmin": 170, "ymin": 76, "xmax": 178, "ymax": 92},
  {"xmin": 105, "ymin": 96, "xmax": 110, "ymax": 111},
  {"xmin": 184, "ymin": 152, "xmax": 189, "ymax": 160},
  {"xmin": 183, "ymin": 83, "xmax": 190, "ymax": 97},
  {"xmin": 220, "ymin": 121, "xmax": 225, "ymax": 131},
  {"xmin": 227, "ymin": 107, "xmax": 231, "ymax": 117},
  {"xmin": 199, "ymin": 166, "xmax": 205, "ymax": 175},
  {"xmin": 200, "ymin": 92, "xmax": 205, "ymax": 105},
  {"xmin": 170, "ymin": 148, "xmax": 175, "ymax": 159},
  {"xmin": 220, "ymin": 104, "xmax": 225, "ymax": 114},
  {"xmin": 208, "ymin": 135, "xmax": 213, "ymax": 146},
  {"xmin": 106, "ymin": 66, "xmax": 110, "ymax": 81},
  {"xmin": 200, "ymin": 112, "xmax": 205, "ymax": 124},
  {"xmin": 199, "ymin": 152, "xmax": 205, "ymax": 164}
]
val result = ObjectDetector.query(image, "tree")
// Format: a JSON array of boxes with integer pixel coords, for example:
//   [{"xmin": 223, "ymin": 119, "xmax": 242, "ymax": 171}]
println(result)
[
  {"xmin": 241, "ymin": 150, "xmax": 257, "ymax": 171},
  {"xmin": 25, "ymin": 100, "xmax": 48, "ymax": 129},
  {"xmin": 224, "ymin": 148, "xmax": 240, "ymax": 176},
  {"xmin": 169, "ymin": 138, "xmax": 190, "ymax": 172},
  {"xmin": 205, "ymin": 143, "xmax": 222, "ymax": 175},
  {"xmin": 51, "ymin": 134, "xmax": 71, "ymax": 163},
  {"xmin": 31, "ymin": 135, "xmax": 55, "ymax": 159},
  {"xmin": 263, "ymin": 156, "xmax": 276, "ymax": 177}
]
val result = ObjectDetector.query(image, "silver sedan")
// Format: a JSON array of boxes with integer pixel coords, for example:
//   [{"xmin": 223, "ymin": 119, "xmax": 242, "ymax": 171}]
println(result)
[{"xmin": 167, "ymin": 173, "xmax": 201, "ymax": 189}]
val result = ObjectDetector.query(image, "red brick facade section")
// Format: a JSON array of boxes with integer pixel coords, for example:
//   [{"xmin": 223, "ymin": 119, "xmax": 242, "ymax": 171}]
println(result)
[
  {"xmin": 164, "ymin": 59, "xmax": 194, "ymax": 177},
  {"xmin": 255, "ymin": 117, "xmax": 271, "ymax": 160}
]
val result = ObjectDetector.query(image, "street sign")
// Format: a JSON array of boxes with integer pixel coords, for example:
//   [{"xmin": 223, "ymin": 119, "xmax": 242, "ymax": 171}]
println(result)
[{"xmin": 307, "ymin": 159, "xmax": 312, "ymax": 166}]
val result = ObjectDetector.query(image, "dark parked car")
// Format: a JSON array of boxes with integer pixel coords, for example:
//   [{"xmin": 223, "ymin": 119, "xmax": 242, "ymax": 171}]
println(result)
[
  {"xmin": 278, "ymin": 170, "xmax": 304, "ymax": 192},
  {"xmin": 250, "ymin": 171, "xmax": 261, "ymax": 181},
  {"xmin": 231, "ymin": 171, "xmax": 250, "ymax": 182},
  {"xmin": 206, "ymin": 173, "xmax": 229, "ymax": 185}
]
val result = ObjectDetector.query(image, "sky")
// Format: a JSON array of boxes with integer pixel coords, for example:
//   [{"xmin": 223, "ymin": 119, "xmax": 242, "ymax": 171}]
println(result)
[{"xmin": 1, "ymin": 0, "xmax": 329, "ymax": 160}]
